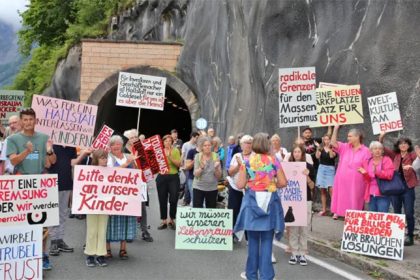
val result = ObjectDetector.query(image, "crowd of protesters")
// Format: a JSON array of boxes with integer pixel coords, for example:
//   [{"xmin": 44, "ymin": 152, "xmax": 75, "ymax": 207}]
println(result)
[{"xmin": 1, "ymin": 110, "xmax": 420, "ymax": 280}]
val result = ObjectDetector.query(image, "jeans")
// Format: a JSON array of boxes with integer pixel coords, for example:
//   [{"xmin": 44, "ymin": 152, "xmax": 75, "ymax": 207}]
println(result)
[
  {"xmin": 246, "ymin": 230, "xmax": 275, "ymax": 280},
  {"xmin": 369, "ymin": 195, "xmax": 390, "ymax": 213},
  {"xmin": 187, "ymin": 179, "xmax": 194, "ymax": 205},
  {"xmin": 391, "ymin": 183, "xmax": 416, "ymax": 237},
  {"xmin": 156, "ymin": 174, "xmax": 180, "ymax": 220}
]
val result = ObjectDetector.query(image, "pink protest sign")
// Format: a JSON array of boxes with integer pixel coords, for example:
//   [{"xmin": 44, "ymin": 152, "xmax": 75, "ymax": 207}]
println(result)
[
  {"xmin": 142, "ymin": 135, "xmax": 169, "ymax": 174},
  {"xmin": 277, "ymin": 162, "xmax": 307, "ymax": 226},
  {"xmin": 72, "ymin": 165, "xmax": 145, "ymax": 216},
  {"xmin": 31, "ymin": 95, "xmax": 98, "ymax": 148},
  {"xmin": 91, "ymin": 124, "xmax": 114, "ymax": 151}
]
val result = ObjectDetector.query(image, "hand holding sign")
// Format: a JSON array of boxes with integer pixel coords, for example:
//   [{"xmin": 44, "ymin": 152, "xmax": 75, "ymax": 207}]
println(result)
[{"xmin": 46, "ymin": 139, "xmax": 54, "ymax": 153}]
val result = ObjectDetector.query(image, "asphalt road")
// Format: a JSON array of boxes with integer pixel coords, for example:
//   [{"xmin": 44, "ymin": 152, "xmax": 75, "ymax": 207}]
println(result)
[{"xmin": 44, "ymin": 186, "xmax": 370, "ymax": 280}]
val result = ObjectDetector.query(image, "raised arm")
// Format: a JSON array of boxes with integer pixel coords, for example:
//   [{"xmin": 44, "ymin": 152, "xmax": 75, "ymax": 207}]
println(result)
[{"xmin": 330, "ymin": 125, "xmax": 340, "ymax": 149}]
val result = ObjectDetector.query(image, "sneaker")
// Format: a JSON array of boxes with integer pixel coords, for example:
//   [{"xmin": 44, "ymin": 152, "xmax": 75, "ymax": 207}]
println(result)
[
  {"xmin": 142, "ymin": 231, "xmax": 154, "ymax": 242},
  {"xmin": 49, "ymin": 240, "xmax": 60, "ymax": 256},
  {"xmin": 86, "ymin": 256, "xmax": 96, "ymax": 267},
  {"xmin": 299, "ymin": 255, "xmax": 308, "ymax": 266},
  {"xmin": 289, "ymin": 255, "xmax": 298, "ymax": 265},
  {"xmin": 240, "ymin": 271, "xmax": 247, "ymax": 279},
  {"xmin": 271, "ymin": 253, "xmax": 277, "ymax": 264},
  {"xmin": 95, "ymin": 256, "xmax": 108, "ymax": 267},
  {"xmin": 43, "ymin": 254, "xmax": 52, "ymax": 270},
  {"xmin": 57, "ymin": 240, "xmax": 74, "ymax": 253},
  {"xmin": 404, "ymin": 236, "xmax": 414, "ymax": 246}
]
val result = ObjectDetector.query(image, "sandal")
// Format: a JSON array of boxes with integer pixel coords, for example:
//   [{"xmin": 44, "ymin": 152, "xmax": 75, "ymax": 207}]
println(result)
[
  {"xmin": 318, "ymin": 211, "xmax": 327, "ymax": 216},
  {"xmin": 105, "ymin": 249, "xmax": 112, "ymax": 259},
  {"xmin": 332, "ymin": 214, "xmax": 338, "ymax": 220},
  {"xmin": 168, "ymin": 222, "xmax": 176, "ymax": 230},
  {"xmin": 157, "ymin": 223, "xmax": 167, "ymax": 230},
  {"xmin": 119, "ymin": 250, "xmax": 128, "ymax": 260}
]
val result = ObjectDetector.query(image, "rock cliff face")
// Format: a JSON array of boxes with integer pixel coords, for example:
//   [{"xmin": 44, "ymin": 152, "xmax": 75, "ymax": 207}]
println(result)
[
  {"xmin": 43, "ymin": 0, "xmax": 420, "ymax": 228},
  {"xmin": 46, "ymin": 0, "xmax": 420, "ymax": 144}
]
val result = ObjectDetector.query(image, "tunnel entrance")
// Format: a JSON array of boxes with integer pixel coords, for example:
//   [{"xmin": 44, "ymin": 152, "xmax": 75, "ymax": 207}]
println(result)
[
  {"xmin": 87, "ymin": 66, "xmax": 200, "ymax": 142},
  {"xmin": 97, "ymin": 85, "xmax": 192, "ymax": 140}
]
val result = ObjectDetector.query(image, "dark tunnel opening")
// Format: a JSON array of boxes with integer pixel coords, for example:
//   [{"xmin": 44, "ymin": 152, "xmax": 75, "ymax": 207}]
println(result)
[{"xmin": 96, "ymin": 85, "xmax": 192, "ymax": 142}]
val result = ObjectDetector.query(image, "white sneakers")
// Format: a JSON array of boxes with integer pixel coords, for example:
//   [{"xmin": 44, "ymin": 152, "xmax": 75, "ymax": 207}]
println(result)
[
  {"xmin": 289, "ymin": 254, "xmax": 308, "ymax": 266},
  {"xmin": 271, "ymin": 253, "xmax": 277, "ymax": 263}
]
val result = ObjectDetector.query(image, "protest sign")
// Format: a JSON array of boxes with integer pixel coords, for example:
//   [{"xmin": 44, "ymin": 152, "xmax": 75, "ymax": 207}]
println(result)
[
  {"xmin": 0, "ymin": 90, "xmax": 24, "ymax": 126},
  {"xmin": 318, "ymin": 82, "xmax": 344, "ymax": 88},
  {"xmin": 31, "ymin": 95, "xmax": 98, "ymax": 148},
  {"xmin": 278, "ymin": 67, "xmax": 317, "ymax": 128},
  {"xmin": 313, "ymin": 85, "xmax": 363, "ymax": 127},
  {"xmin": 368, "ymin": 92, "xmax": 403, "ymax": 135},
  {"xmin": 341, "ymin": 210, "xmax": 405, "ymax": 260},
  {"xmin": 277, "ymin": 162, "xmax": 307, "ymax": 226},
  {"xmin": 132, "ymin": 140, "xmax": 154, "ymax": 182},
  {"xmin": 116, "ymin": 72, "xmax": 167, "ymax": 110},
  {"xmin": 175, "ymin": 208, "xmax": 233, "ymax": 251},
  {"xmin": 0, "ymin": 174, "xmax": 59, "ymax": 227},
  {"xmin": 91, "ymin": 124, "xmax": 114, "ymax": 151},
  {"xmin": 0, "ymin": 226, "xmax": 43, "ymax": 280},
  {"xmin": 142, "ymin": 135, "xmax": 169, "ymax": 174},
  {"xmin": 72, "ymin": 165, "xmax": 145, "ymax": 216}
]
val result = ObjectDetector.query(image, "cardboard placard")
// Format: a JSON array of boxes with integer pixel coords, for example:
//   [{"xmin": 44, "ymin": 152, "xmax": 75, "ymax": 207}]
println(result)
[
  {"xmin": 72, "ymin": 165, "xmax": 145, "ymax": 216},
  {"xmin": 132, "ymin": 140, "xmax": 154, "ymax": 182},
  {"xmin": 116, "ymin": 72, "xmax": 166, "ymax": 110},
  {"xmin": 278, "ymin": 67, "xmax": 317, "ymax": 127},
  {"xmin": 313, "ymin": 85, "xmax": 364, "ymax": 126},
  {"xmin": 175, "ymin": 208, "xmax": 233, "ymax": 251},
  {"xmin": 0, "ymin": 90, "xmax": 24, "ymax": 126},
  {"xmin": 0, "ymin": 174, "xmax": 59, "ymax": 227},
  {"xmin": 368, "ymin": 92, "xmax": 403, "ymax": 135},
  {"xmin": 341, "ymin": 210, "xmax": 405, "ymax": 260},
  {"xmin": 142, "ymin": 135, "xmax": 169, "ymax": 174},
  {"xmin": 91, "ymin": 124, "xmax": 114, "ymax": 151},
  {"xmin": 0, "ymin": 226, "xmax": 43, "ymax": 280},
  {"xmin": 277, "ymin": 162, "xmax": 307, "ymax": 226},
  {"xmin": 31, "ymin": 95, "xmax": 98, "ymax": 148}
]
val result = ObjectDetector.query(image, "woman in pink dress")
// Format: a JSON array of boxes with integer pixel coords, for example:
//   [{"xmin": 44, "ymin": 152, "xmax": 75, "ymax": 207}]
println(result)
[{"xmin": 330, "ymin": 125, "xmax": 371, "ymax": 219}]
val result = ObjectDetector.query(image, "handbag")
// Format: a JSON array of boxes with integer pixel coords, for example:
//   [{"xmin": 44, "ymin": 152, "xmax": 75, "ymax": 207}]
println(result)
[{"xmin": 376, "ymin": 171, "xmax": 405, "ymax": 196}]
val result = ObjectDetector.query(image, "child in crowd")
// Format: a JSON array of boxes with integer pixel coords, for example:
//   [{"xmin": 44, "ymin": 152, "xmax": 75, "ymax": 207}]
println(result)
[
  {"xmin": 287, "ymin": 145, "xmax": 315, "ymax": 266},
  {"xmin": 84, "ymin": 149, "xmax": 109, "ymax": 267}
]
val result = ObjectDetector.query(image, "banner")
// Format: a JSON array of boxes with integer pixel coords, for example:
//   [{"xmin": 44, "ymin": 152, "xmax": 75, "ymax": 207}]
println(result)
[
  {"xmin": 341, "ymin": 210, "xmax": 405, "ymax": 260},
  {"xmin": 314, "ymin": 85, "xmax": 363, "ymax": 126},
  {"xmin": 0, "ymin": 174, "xmax": 59, "ymax": 227},
  {"xmin": 0, "ymin": 226, "xmax": 43, "ymax": 280},
  {"xmin": 91, "ymin": 124, "xmax": 114, "ymax": 151},
  {"xmin": 368, "ymin": 92, "xmax": 403, "ymax": 135},
  {"xmin": 277, "ymin": 162, "xmax": 307, "ymax": 226},
  {"xmin": 31, "ymin": 95, "xmax": 98, "ymax": 148},
  {"xmin": 142, "ymin": 135, "xmax": 169, "ymax": 174},
  {"xmin": 175, "ymin": 208, "xmax": 233, "ymax": 251},
  {"xmin": 132, "ymin": 140, "xmax": 154, "ymax": 182},
  {"xmin": 72, "ymin": 165, "xmax": 145, "ymax": 215},
  {"xmin": 116, "ymin": 72, "xmax": 167, "ymax": 110},
  {"xmin": 278, "ymin": 67, "xmax": 317, "ymax": 128},
  {"xmin": 0, "ymin": 90, "xmax": 24, "ymax": 126}
]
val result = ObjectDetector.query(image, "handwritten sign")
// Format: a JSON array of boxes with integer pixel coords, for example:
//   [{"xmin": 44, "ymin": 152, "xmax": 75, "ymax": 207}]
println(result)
[
  {"xmin": 0, "ymin": 90, "xmax": 24, "ymax": 126},
  {"xmin": 72, "ymin": 165, "xmax": 145, "ymax": 216},
  {"xmin": 31, "ymin": 95, "xmax": 98, "ymax": 148},
  {"xmin": 277, "ymin": 162, "xmax": 307, "ymax": 226},
  {"xmin": 278, "ymin": 67, "xmax": 317, "ymax": 127},
  {"xmin": 0, "ymin": 174, "xmax": 59, "ymax": 227},
  {"xmin": 341, "ymin": 210, "xmax": 405, "ymax": 260},
  {"xmin": 0, "ymin": 226, "xmax": 43, "ymax": 280},
  {"xmin": 132, "ymin": 140, "xmax": 154, "ymax": 182},
  {"xmin": 142, "ymin": 135, "xmax": 169, "ymax": 174},
  {"xmin": 368, "ymin": 92, "xmax": 402, "ymax": 135},
  {"xmin": 91, "ymin": 124, "xmax": 114, "ymax": 151},
  {"xmin": 175, "ymin": 208, "xmax": 233, "ymax": 250},
  {"xmin": 116, "ymin": 72, "xmax": 166, "ymax": 110},
  {"xmin": 313, "ymin": 85, "xmax": 363, "ymax": 126}
]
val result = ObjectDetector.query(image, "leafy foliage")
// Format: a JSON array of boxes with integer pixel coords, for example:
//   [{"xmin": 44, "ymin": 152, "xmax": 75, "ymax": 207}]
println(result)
[{"xmin": 13, "ymin": 0, "xmax": 136, "ymax": 104}]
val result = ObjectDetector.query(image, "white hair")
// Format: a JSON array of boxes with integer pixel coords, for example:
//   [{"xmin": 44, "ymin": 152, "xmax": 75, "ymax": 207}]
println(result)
[
  {"xmin": 240, "ymin": 134, "xmax": 253, "ymax": 144},
  {"xmin": 369, "ymin": 141, "xmax": 383, "ymax": 151},
  {"xmin": 123, "ymin": 129, "xmax": 138, "ymax": 139},
  {"xmin": 109, "ymin": 135, "xmax": 124, "ymax": 146}
]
